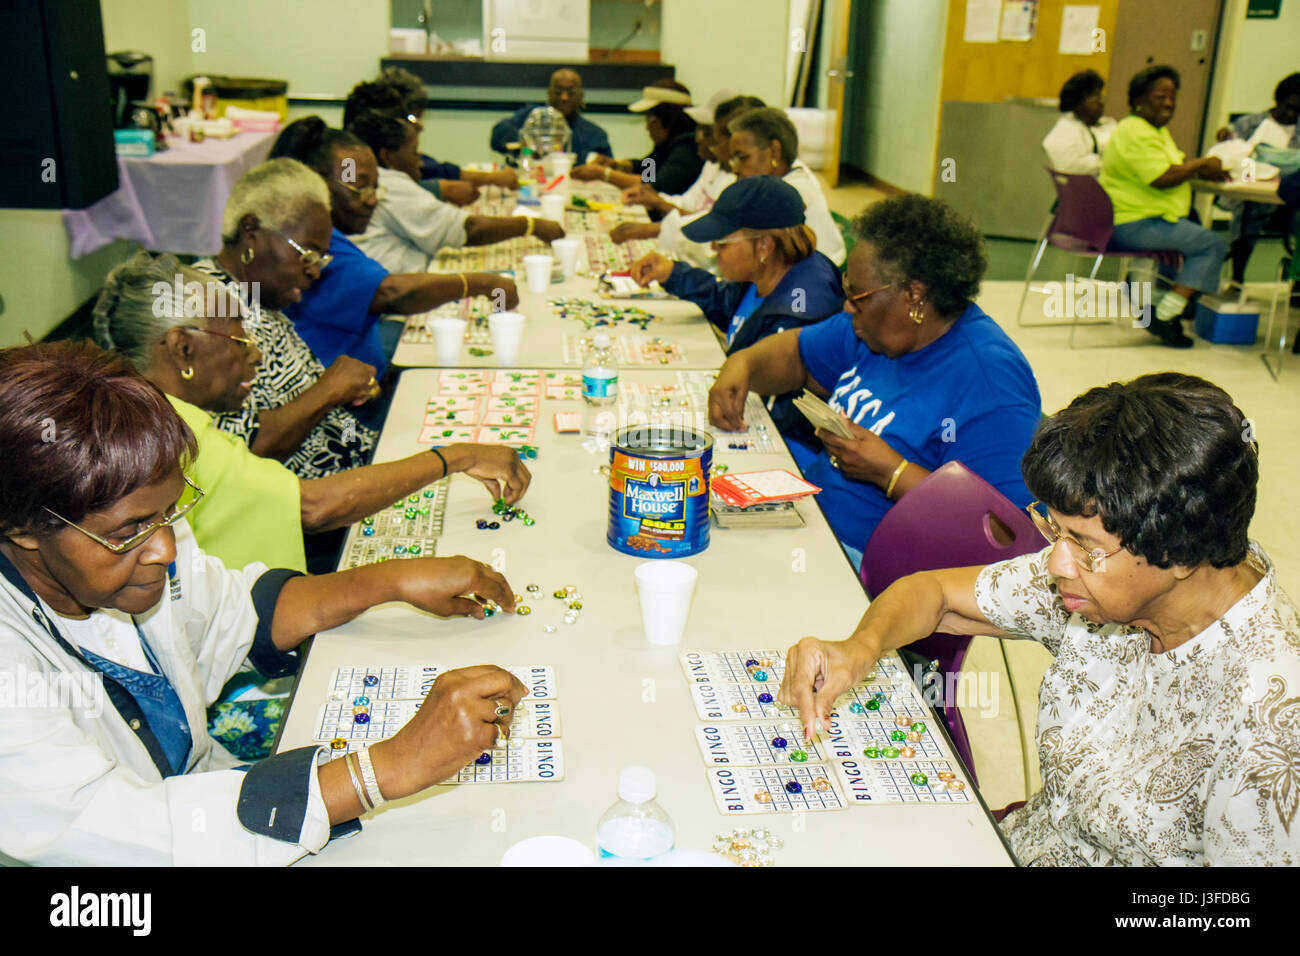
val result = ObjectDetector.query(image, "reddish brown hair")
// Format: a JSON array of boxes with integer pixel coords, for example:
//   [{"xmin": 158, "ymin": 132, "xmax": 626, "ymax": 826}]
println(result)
[{"xmin": 0, "ymin": 341, "xmax": 196, "ymax": 536}]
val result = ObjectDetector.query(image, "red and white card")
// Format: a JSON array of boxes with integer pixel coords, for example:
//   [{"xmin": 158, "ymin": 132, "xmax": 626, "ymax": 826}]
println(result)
[{"xmin": 711, "ymin": 470, "xmax": 821, "ymax": 508}]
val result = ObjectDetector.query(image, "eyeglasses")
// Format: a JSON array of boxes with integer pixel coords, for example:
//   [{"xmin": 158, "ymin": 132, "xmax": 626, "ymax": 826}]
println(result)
[
  {"xmin": 272, "ymin": 230, "xmax": 333, "ymax": 271},
  {"xmin": 44, "ymin": 475, "xmax": 206, "ymax": 555},
  {"xmin": 842, "ymin": 281, "xmax": 893, "ymax": 310},
  {"xmin": 335, "ymin": 181, "xmax": 388, "ymax": 203},
  {"xmin": 181, "ymin": 326, "xmax": 255, "ymax": 352},
  {"xmin": 1025, "ymin": 501, "xmax": 1124, "ymax": 573}
]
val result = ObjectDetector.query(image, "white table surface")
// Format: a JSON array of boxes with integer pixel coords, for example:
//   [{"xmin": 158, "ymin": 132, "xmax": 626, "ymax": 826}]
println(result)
[
  {"xmin": 277, "ymin": 368, "xmax": 1015, "ymax": 866},
  {"xmin": 390, "ymin": 272, "xmax": 730, "ymax": 371}
]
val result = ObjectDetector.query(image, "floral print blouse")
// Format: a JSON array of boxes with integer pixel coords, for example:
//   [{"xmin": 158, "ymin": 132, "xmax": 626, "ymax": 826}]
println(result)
[{"xmin": 975, "ymin": 543, "xmax": 1300, "ymax": 866}]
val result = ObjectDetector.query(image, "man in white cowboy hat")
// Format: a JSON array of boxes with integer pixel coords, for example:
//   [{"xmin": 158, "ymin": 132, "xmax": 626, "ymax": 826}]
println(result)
[{"xmin": 572, "ymin": 80, "xmax": 705, "ymax": 197}]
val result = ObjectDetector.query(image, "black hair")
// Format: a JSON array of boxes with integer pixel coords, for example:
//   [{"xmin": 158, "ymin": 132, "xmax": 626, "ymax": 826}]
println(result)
[
  {"xmin": 1127, "ymin": 65, "xmax": 1180, "ymax": 110},
  {"xmin": 850, "ymin": 194, "xmax": 986, "ymax": 317},
  {"xmin": 378, "ymin": 66, "xmax": 427, "ymax": 114},
  {"xmin": 715, "ymin": 94, "xmax": 766, "ymax": 126},
  {"xmin": 347, "ymin": 111, "xmax": 413, "ymax": 164},
  {"xmin": 1022, "ymin": 373, "xmax": 1258, "ymax": 570},
  {"xmin": 343, "ymin": 80, "xmax": 407, "ymax": 128},
  {"xmin": 269, "ymin": 116, "xmax": 367, "ymax": 177},
  {"xmin": 1275, "ymin": 72, "xmax": 1300, "ymax": 105},
  {"xmin": 1059, "ymin": 70, "xmax": 1105, "ymax": 113}
]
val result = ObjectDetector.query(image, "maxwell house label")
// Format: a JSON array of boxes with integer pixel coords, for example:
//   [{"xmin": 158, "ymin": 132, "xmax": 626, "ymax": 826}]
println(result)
[
  {"xmin": 624, "ymin": 472, "xmax": 686, "ymax": 522},
  {"xmin": 607, "ymin": 428, "xmax": 711, "ymax": 558}
]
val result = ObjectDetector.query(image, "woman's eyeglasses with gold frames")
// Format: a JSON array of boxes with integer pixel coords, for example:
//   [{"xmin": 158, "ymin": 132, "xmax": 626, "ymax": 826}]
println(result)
[
  {"xmin": 1025, "ymin": 501, "xmax": 1123, "ymax": 572},
  {"xmin": 44, "ymin": 476, "xmax": 206, "ymax": 555}
]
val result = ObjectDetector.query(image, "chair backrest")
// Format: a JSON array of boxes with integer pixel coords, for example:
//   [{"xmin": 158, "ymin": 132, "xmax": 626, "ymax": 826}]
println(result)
[
  {"xmin": 860, "ymin": 461, "xmax": 1042, "ymax": 600},
  {"xmin": 1045, "ymin": 167, "xmax": 1116, "ymax": 256}
]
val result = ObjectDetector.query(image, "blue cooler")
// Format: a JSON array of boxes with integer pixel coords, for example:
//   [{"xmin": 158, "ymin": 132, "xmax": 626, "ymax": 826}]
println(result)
[{"xmin": 1194, "ymin": 297, "xmax": 1259, "ymax": 345}]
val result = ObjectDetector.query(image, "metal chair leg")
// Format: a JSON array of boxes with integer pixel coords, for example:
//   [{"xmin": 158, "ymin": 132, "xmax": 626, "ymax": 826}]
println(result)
[
  {"xmin": 1261, "ymin": 257, "xmax": 1290, "ymax": 381},
  {"xmin": 1015, "ymin": 221, "xmax": 1051, "ymax": 326}
]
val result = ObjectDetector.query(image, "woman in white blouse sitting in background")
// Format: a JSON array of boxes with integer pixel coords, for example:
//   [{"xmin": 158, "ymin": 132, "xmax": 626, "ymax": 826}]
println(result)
[
  {"xmin": 780, "ymin": 373, "xmax": 1300, "ymax": 865},
  {"xmin": 1042, "ymin": 69, "xmax": 1117, "ymax": 176}
]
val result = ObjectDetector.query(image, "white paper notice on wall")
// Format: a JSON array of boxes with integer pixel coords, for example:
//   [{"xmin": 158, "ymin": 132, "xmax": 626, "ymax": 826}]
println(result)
[
  {"xmin": 1000, "ymin": 0, "xmax": 1037, "ymax": 41},
  {"xmin": 1059, "ymin": 5, "xmax": 1101, "ymax": 54},
  {"xmin": 964, "ymin": 0, "xmax": 1001, "ymax": 43}
]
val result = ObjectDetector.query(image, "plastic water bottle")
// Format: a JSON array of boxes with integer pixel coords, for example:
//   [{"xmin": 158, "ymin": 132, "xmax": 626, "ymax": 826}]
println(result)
[
  {"xmin": 518, "ymin": 146, "xmax": 536, "ymax": 194},
  {"xmin": 582, "ymin": 332, "xmax": 619, "ymax": 406},
  {"xmin": 596, "ymin": 766, "xmax": 675, "ymax": 860}
]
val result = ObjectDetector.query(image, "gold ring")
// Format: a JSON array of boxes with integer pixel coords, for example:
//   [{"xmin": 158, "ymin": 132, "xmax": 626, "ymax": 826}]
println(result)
[
  {"xmin": 829, "ymin": 455, "xmax": 840, "ymax": 468},
  {"xmin": 493, "ymin": 701, "xmax": 512, "ymax": 721},
  {"xmin": 367, "ymin": 376, "xmax": 377, "ymax": 388}
]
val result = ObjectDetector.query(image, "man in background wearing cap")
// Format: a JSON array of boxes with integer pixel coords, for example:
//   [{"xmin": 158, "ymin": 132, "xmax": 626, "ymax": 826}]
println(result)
[
  {"xmin": 629, "ymin": 176, "xmax": 845, "ymax": 448},
  {"xmin": 490, "ymin": 68, "xmax": 612, "ymax": 161},
  {"xmin": 572, "ymin": 80, "xmax": 704, "ymax": 197}
]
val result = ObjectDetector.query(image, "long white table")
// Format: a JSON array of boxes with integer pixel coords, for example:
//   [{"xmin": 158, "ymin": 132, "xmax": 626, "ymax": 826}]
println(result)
[
  {"xmin": 276, "ymin": 369, "xmax": 1015, "ymax": 866},
  {"xmin": 390, "ymin": 273, "xmax": 730, "ymax": 371}
]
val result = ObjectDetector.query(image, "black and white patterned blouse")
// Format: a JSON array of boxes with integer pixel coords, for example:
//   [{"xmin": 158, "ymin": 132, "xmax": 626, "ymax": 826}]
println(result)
[
  {"xmin": 976, "ymin": 543, "xmax": 1300, "ymax": 865},
  {"xmin": 194, "ymin": 260, "xmax": 377, "ymax": 479}
]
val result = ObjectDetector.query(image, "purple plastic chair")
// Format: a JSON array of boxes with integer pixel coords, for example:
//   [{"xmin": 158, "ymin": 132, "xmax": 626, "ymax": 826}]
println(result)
[
  {"xmin": 859, "ymin": 462, "xmax": 1043, "ymax": 786},
  {"xmin": 1016, "ymin": 167, "xmax": 1182, "ymax": 347}
]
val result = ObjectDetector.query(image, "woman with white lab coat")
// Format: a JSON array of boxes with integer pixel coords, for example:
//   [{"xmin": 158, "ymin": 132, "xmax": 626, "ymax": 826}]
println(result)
[{"xmin": 0, "ymin": 342, "xmax": 527, "ymax": 865}]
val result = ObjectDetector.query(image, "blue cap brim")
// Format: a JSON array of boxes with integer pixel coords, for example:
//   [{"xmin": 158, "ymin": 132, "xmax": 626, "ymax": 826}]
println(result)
[{"xmin": 680, "ymin": 210, "xmax": 743, "ymax": 243}]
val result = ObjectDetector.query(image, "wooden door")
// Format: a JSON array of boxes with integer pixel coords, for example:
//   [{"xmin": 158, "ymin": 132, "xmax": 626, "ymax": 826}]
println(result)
[{"xmin": 1106, "ymin": 0, "xmax": 1223, "ymax": 155}]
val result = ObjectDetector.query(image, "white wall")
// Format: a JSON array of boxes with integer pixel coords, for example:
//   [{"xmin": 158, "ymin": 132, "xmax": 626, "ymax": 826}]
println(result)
[{"xmin": 1221, "ymin": 0, "xmax": 1300, "ymax": 115}]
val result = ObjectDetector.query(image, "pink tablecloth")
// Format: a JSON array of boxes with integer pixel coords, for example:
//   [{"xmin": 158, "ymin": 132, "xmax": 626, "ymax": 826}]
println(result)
[{"xmin": 62, "ymin": 130, "xmax": 276, "ymax": 258}]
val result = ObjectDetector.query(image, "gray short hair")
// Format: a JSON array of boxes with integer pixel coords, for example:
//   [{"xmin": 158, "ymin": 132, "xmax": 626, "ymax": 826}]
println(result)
[
  {"xmin": 728, "ymin": 107, "xmax": 799, "ymax": 166},
  {"xmin": 92, "ymin": 251, "xmax": 235, "ymax": 370},
  {"xmin": 220, "ymin": 157, "xmax": 330, "ymax": 245}
]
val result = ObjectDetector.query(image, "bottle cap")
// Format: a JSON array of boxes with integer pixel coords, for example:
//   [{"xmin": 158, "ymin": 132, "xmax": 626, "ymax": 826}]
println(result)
[
  {"xmin": 593, "ymin": 332, "xmax": 611, "ymax": 349},
  {"xmin": 617, "ymin": 765, "xmax": 655, "ymax": 803}
]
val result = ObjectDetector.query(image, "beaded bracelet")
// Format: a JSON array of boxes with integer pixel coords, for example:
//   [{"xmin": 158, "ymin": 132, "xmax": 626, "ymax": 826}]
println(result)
[
  {"xmin": 345, "ymin": 752, "xmax": 373, "ymax": 812},
  {"xmin": 885, "ymin": 459, "xmax": 910, "ymax": 500}
]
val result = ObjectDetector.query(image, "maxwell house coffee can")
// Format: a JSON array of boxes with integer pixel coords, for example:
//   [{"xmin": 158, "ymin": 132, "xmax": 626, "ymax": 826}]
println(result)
[{"xmin": 608, "ymin": 424, "xmax": 712, "ymax": 557}]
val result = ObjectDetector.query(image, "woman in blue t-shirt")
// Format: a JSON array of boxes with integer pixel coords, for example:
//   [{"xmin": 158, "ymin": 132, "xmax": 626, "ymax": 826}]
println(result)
[{"xmin": 709, "ymin": 195, "xmax": 1043, "ymax": 565}]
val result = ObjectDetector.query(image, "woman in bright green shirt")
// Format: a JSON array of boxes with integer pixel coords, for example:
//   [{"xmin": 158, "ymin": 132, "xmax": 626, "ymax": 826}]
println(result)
[
  {"xmin": 92, "ymin": 252, "xmax": 531, "ymax": 574},
  {"xmin": 1099, "ymin": 65, "xmax": 1231, "ymax": 348}
]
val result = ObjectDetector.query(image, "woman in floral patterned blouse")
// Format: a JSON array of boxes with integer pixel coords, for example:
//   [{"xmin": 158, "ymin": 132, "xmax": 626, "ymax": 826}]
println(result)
[{"xmin": 781, "ymin": 372, "xmax": 1300, "ymax": 865}]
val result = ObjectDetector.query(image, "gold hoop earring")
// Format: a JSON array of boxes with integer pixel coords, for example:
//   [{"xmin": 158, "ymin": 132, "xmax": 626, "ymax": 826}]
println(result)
[
  {"xmin": 909, "ymin": 302, "xmax": 924, "ymax": 324},
  {"xmin": 181, "ymin": 367, "xmax": 195, "ymax": 380},
  {"xmin": 241, "ymin": 247, "xmax": 255, "ymax": 265}
]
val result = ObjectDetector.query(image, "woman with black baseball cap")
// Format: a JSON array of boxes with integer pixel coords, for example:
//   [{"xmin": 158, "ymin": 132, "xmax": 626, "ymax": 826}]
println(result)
[{"xmin": 630, "ymin": 176, "xmax": 844, "ymax": 448}]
